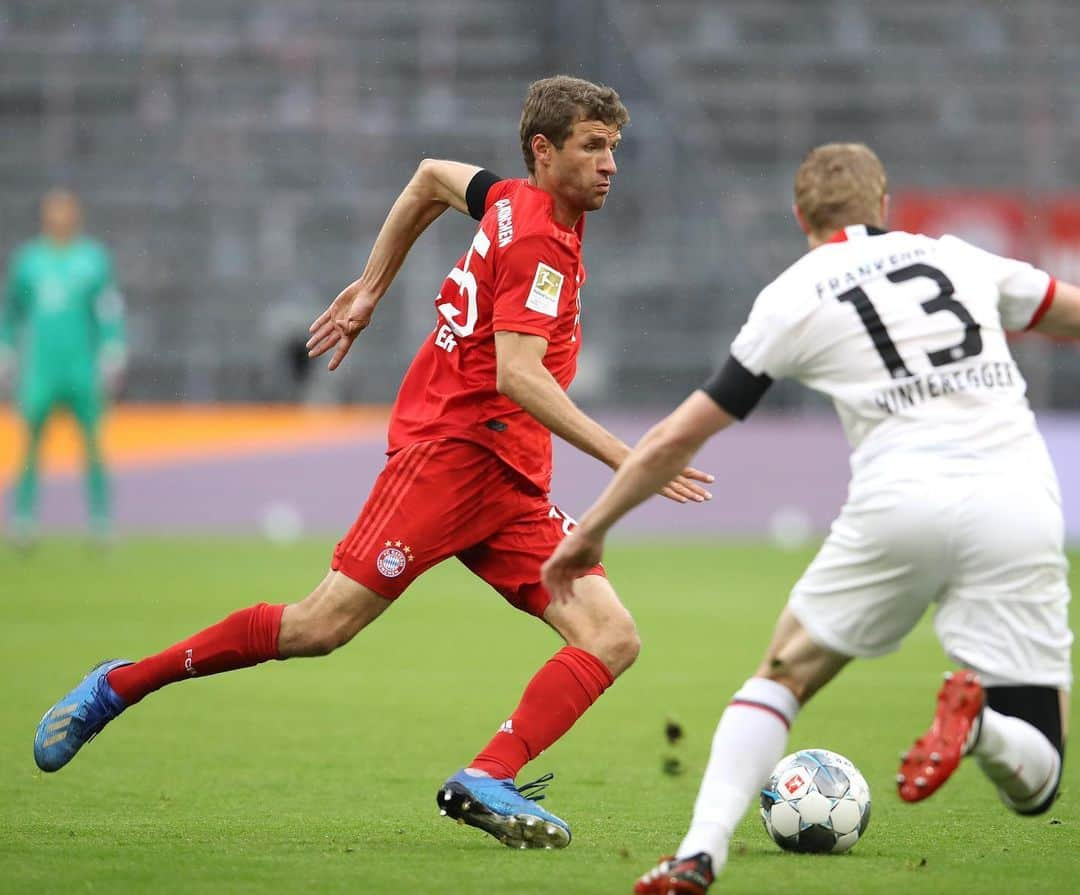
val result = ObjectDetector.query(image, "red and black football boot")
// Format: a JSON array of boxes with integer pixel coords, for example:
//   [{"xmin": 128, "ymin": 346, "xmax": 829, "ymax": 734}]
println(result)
[
  {"xmin": 634, "ymin": 853, "xmax": 714, "ymax": 895},
  {"xmin": 898, "ymin": 670, "xmax": 985, "ymax": 802}
]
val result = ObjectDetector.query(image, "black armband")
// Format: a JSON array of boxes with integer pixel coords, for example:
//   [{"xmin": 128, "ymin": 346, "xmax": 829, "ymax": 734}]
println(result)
[
  {"xmin": 466, "ymin": 169, "xmax": 503, "ymax": 221},
  {"xmin": 701, "ymin": 355, "xmax": 773, "ymax": 420}
]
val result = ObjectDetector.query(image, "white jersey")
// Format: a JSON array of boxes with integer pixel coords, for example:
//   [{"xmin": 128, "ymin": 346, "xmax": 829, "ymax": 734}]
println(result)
[{"xmin": 727, "ymin": 225, "xmax": 1056, "ymax": 478}]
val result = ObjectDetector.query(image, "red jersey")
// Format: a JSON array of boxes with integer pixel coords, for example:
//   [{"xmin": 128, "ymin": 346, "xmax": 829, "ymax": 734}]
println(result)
[{"xmin": 388, "ymin": 177, "xmax": 587, "ymax": 493}]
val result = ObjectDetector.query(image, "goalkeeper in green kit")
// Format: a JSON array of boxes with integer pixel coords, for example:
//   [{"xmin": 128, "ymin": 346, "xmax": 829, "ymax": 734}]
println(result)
[{"xmin": 0, "ymin": 190, "xmax": 126, "ymax": 543}]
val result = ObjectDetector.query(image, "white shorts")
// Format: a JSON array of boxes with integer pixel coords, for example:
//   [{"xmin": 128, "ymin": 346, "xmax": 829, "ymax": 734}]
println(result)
[{"xmin": 789, "ymin": 465, "xmax": 1073, "ymax": 690}]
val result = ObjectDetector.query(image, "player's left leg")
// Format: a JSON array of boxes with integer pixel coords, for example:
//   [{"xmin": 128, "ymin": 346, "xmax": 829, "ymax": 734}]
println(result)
[
  {"xmin": 640, "ymin": 478, "xmax": 951, "ymax": 893},
  {"xmin": 34, "ymin": 570, "xmax": 394, "ymax": 772},
  {"xmin": 67, "ymin": 380, "xmax": 109, "ymax": 538},
  {"xmin": 35, "ymin": 438, "xmax": 504, "ymax": 773},
  {"xmin": 107, "ymin": 569, "xmax": 394, "ymax": 706},
  {"xmin": 636, "ymin": 608, "xmax": 850, "ymax": 895}
]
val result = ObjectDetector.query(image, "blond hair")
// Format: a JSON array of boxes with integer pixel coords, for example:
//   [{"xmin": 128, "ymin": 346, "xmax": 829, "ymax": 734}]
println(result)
[
  {"xmin": 794, "ymin": 143, "xmax": 887, "ymax": 235},
  {"xmin": 519, "ymin": 76, "xmax": 629, "ymax": 174}
]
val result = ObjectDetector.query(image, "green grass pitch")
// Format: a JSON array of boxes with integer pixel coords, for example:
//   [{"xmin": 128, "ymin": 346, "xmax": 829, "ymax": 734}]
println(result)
[{"xmin": 1, "ymin": 539, "xmax": 1076, "ymax": 894}]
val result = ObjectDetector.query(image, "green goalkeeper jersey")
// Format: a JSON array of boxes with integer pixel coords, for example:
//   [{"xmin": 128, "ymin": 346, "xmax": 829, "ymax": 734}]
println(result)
[{"xmin": 0, "ymin": 236, "xmax": 125, "ymax": 383}]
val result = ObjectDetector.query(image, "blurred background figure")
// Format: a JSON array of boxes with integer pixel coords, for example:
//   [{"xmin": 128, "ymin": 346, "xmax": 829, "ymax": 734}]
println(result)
[{"xmin": 0, "ymin": 189, "xmax": 126, "ymax": 544}]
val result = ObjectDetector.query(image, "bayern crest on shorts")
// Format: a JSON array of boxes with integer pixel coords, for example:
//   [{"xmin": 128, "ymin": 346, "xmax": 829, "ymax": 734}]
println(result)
[{"xmin": 376, "ymin": 541, "xmax": 413, "ymax": 577}]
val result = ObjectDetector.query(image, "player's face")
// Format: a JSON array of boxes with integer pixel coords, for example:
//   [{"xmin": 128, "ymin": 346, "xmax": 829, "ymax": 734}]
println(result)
[
  {"xmin": 41, "ymin": 191, "xmax": 83, "ymax": 243},
  {"xmin": 548, "ymin": 119, "xmax": 620, "ymax": 212}
]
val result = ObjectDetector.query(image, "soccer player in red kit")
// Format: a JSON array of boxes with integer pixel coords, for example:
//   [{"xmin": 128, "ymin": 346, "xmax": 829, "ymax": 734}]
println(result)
[{"xmin": 34, "ymin": 76, "xmax": 713, "ymax": 850}]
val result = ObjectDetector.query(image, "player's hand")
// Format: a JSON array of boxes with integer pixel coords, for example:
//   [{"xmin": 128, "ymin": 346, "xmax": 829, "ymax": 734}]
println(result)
[
  {"xmin": 659, "ymin": 466, "xmax": 714, "ymax": 504},
  {"xmin": 542, "ymin": 527, "xmax": 605, "ymax": 602},
  {"xmin": 0, "ymin": 350, "xmax": 14, "ymax": 399},
  {"xmin": 307, "ymin": 279, "xmax": 378, "ymax": 371},
  {"xmin": 100, "ymin": 357, "xmax": 126, "ymax": 399}
]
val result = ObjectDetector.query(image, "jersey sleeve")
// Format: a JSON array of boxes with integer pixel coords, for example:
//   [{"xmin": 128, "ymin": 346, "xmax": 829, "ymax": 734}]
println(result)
[
  {"xmin": 939, "ymin": 234, "xmax": 1055, "ymax": 331},
  {"xmin": 701, "ymin": 282, "xmax": 812, "ymax": 419},
  {"xmin": 92, "ymin": 249, "xmax": 127, "ymax": 362},
  {"xmin": 728, "ymin": 282, "xmax": 810, "ymax": 380},
  {"xmin": 466, "ymin": 171, "xmax": 519, "ymax": 221},
  {"xmin": 492, "ymin": 235, "xmax": 575, "ymax": 340},
  {"xmin": 0, "ymin": 247, "xmax": 27, "ymax": 354}
]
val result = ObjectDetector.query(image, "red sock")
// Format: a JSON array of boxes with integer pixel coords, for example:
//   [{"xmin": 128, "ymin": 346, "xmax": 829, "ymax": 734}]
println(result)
[
  {"xmin": 470, "ymin": 646, "xmax": 615, "ymax": 780},
  {"xmin": 106, "ymin": 603, "xmax": 285, "ymax": 706}
]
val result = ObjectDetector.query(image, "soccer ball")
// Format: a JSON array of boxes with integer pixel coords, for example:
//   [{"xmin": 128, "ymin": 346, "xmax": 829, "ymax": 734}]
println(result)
[{"xmin": 760, "ymin": 749, "xmax": 871, "ymax": 854}]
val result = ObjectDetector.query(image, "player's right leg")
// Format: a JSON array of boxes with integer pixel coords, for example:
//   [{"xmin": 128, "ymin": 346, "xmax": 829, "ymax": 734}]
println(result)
[
  {"xmin": 440, "ymin": 572, "xmax": 638, "ymax": 849},
  {"xmin": 897, "ymin": 674, "xmax": 1065, "ymax": 813},
  {"xmin": 972, "ymin": 685, "xmax": 1066, "ymax": 814},
  {"xmin": 438, "ymin": 492, "xmax": 641, "ymax": 850},
  {"xmin": 10, "ymin": 378, "xmax": 53, "ymax": 544},
  {"xmin": 901, "ymin": 466, "xmax": 1072, "ymax": 813},
  {"xmin": 901, "ymin": 673, "xmax": 1067, "ymax": 811},
  {"xmin": 34, "ymin": 568, "xmax": 393, "ymax": 772}
]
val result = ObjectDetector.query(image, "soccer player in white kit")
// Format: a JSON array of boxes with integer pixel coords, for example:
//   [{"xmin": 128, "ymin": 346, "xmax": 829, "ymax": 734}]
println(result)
[{"xmin": 542, "ymin": 143, "xmax": 1076, "ymax": 894}]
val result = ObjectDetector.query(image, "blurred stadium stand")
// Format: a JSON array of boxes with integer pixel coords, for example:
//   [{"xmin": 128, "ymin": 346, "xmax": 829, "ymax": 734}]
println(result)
[{"xmin": 2, "ymin": 0, "xmax": 1080, "ymax": 409}]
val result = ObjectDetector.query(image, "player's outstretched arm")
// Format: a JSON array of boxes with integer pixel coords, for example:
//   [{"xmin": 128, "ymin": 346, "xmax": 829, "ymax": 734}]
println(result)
[
  {"xmin": 1032, "ymin": 280, "xmax": 1080, "ymax": 339},
  {"xmin": 308, "ymin": 159, "xmax": 485, "ymax": 371},
  {"xmin": 494, "ymin": 331, "xmax": 715, "ymax": 504},
  {"xmin": 542, "ymin": 390, "xmax": 734, "ymax": 601}
]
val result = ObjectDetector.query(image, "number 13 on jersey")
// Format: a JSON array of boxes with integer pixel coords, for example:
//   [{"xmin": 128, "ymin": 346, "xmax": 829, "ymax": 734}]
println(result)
[{"xmin": 839, "ymin": 263, "xmax": 983, "ymax": 379}]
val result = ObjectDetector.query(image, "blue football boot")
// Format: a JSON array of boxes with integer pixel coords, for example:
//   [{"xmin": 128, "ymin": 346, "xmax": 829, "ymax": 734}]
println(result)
[
  {"xmin": 34, "ymin": 659, "xmax": 132, "ymax": 772},
  {"xmin": 437, "ymin": 770, "xmax": 571, "ymax": 849}
]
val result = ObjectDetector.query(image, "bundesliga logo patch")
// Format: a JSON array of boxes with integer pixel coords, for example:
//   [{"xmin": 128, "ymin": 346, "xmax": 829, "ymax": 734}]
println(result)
[
  {"xmin": 784, "ymin": 772, "xmax": 807, "ymax": 795},
  {"xmin": 376, "ymin": 541, "xmax": 413, "ymax": 578},
  {"xmin": 526, "ymin": 262, "xmax": 563, "ymax": 317}
]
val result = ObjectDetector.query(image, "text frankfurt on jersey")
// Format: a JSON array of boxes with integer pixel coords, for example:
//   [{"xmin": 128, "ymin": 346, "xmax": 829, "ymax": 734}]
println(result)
[
  {"xmin": 873, "ymin": 360, "xmax": 1021, "ymax": 415},
  {"xmin": 815, "ymin": 246, "xmax": 930, "ymax": 298}
]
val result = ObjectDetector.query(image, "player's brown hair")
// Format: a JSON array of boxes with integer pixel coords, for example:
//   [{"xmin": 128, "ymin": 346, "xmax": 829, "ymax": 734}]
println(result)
[
  {"xmin": 519, "ymin": 76, "xmax": 629, "ymax": 173},
  {"xmin": 794, "ymin": 143, "xmax": 888, "ymax": 235}
]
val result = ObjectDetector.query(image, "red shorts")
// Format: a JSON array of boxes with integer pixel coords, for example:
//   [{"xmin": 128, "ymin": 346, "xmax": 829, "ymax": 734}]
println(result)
[{"xmin": 331, "ymin": 438, "xmax": 605, "ymax": 617}]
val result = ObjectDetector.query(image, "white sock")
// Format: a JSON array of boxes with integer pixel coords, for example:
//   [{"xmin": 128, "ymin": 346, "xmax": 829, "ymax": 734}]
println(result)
[
  {"xmin": 676, "ymin": 677, "xmax": 800, "ymax": 869},
  {"xmin": 971, "ymin": 707, "xmax": 1061, "ymax": 812}
]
